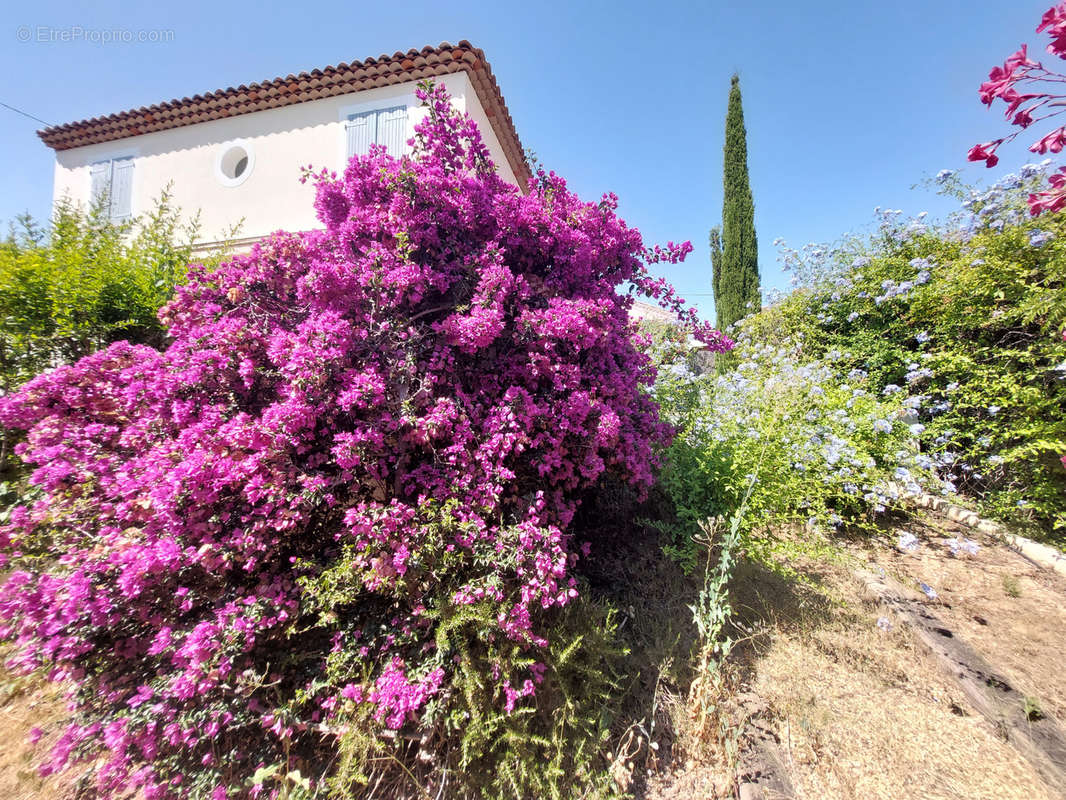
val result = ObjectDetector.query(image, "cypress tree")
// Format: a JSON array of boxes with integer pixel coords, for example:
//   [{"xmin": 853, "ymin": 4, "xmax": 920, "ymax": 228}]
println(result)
[
  {"xmin": 709, "ymin": 226, "xmax": 723, "ymax": 315},
  {"xmin": 714, "ymin": 74, "xmax": 760, "ymax": 332}
]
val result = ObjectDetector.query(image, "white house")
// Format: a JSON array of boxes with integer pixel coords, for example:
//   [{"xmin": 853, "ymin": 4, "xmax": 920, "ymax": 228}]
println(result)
[
  {"xmin": 628, "ymin": 299, "xmax": 682, "ymax": 327},
  {"xmin": 38, "ymin": 41, "xmax": 530, "ymax": 251}
]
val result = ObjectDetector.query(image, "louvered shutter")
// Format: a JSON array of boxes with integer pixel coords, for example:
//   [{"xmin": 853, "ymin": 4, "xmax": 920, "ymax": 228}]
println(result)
[
  {"xmin": 109, "ymin": 157, "xmax": 134, "ymax": 221},
  {"xmin": 90, "ymin": 161, "xmax": 111, "ymax": 212},
  {"xmin": 345, "ymin": 111, "xmax": 376, "ymax": 159},
  {"xmin": 376, "ymin": 105, "xmax": 408, "ymax": 157}
]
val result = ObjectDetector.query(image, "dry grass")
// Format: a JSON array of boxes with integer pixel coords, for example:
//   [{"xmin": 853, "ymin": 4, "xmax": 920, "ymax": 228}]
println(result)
[
  {"xmin": 0, "ymin": 665, "xmax": 70, "ymax": 800},
  {"xmin": 725, "ymin": 527, "xmax": 1061, "ymax": 800},
  {"xmin": 634, "ymin": 513, "xmax": 1066, "ymax": 800},
  {"xmin": 861, "ymin": 511, "xmax": 1066, "ymax": 723}
]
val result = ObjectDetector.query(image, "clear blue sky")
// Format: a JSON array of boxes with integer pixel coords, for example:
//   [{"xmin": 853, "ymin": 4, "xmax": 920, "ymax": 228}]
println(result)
[{"xmin": 0, "ymin": 0, "xmax": 1054, "ymax": 316}]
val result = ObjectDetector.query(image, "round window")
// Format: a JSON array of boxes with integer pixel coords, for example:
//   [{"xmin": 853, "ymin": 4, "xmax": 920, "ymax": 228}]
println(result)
[{"xmin": 215, "ymin": 140, "xmax": 254, "ymax": 187}]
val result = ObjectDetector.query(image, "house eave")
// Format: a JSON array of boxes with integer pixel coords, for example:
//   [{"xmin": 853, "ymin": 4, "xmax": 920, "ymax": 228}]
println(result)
[{"xmin": 37, "ymin": 40, "xmax": 530, "ymax": 191}]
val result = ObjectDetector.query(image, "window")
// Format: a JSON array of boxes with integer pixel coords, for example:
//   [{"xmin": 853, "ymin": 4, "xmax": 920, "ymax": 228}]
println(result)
[
  {"xmin": 345, "ymin": 105, "xmax": 408, "ymax": 159},
  {"xmin": 215, "ymin": 140, "xmax": 255, "ymax": 187},
  {"xmin": 221, "ymin": 147, "xmax": 249, "ymax": 180},
  {"xmin": 90, "ymin": 157, "xmax": 134, "ymax": 222}
]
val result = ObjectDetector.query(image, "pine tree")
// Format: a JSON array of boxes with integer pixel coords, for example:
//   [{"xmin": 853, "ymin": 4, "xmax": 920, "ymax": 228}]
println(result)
[{"xmin": 714, "ymin": 74, "xmax": 760, "ymax": 332}]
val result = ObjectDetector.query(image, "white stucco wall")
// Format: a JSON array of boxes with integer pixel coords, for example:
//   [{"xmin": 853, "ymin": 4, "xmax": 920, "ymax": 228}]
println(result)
[
  {"xmin": 51, "ymin": 71, "xmax": 519, "ymax": 247},
  {"xmin": 462, "ymin": 82, "xmax": 519, "ymax": 188}
]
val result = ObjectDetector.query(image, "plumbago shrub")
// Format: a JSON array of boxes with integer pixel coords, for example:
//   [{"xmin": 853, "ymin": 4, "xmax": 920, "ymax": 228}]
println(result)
[
  {"xmin": 768, "ymin": 166, "xmax": 1066, "ymax": 538},
  {"xmin": 647, "ymin": 319, "xmax": 937, "ymax": 569},
  {"xmin": 0, "ymin": 82, "xmax": 729, "ymax": 800}
]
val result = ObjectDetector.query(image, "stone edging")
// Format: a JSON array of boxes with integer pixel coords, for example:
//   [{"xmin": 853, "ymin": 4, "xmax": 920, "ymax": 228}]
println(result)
[{"xmin": 900, "ymin": 488, "xmax": 1066, "ymax": 579}]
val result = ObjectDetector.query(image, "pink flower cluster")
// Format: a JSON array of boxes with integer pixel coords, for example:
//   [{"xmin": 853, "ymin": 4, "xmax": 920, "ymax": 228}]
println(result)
[
  {"xmin": 368, "ymin": 660, "xmax": 446, "ymax": 729},
  {"xmin": 0, "ymin": 81, "xmax": 726, "ymax": 797},
  {"xmin": 970, "ymin": 3, "xmax": 1066, "ymax": 214}
]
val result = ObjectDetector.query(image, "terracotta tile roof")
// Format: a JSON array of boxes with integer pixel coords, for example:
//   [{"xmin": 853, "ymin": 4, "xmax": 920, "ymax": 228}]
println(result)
[{"xmin": 37, "ymin": 40, "xmax": 530, "ymax": 187}]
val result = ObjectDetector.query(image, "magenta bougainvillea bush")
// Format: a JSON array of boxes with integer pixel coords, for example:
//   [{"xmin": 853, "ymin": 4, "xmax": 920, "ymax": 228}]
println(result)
[{"xmin": 0, "ymin": 83, "xmax": 728, "ymax": 798}]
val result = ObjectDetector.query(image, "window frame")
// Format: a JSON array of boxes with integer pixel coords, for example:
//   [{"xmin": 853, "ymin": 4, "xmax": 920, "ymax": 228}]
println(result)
[
  {"xmin": 337, "ymin": 91, "xmax": 416, "ymax": 167},
  {"xmin": 88, "ymin": 147, "xmax": 138, "ymax": 223},
  {"xmin": 214, "ymin": 139, "xmax": 255, "ymax": 188}
]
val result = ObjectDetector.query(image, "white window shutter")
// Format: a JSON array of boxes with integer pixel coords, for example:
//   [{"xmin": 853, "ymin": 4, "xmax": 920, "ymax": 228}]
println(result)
[
  {"xmin": 376, "ymin": 105, "xmax": 408, "ymax": 157},
  {"xmin": 90, "ymin": 161, "xmax": 111, "ymax": 210},
  {"xmin": 345, "ymin": 111, "xmax": 376, "ymax": 159},
  {"xmin": 109, "ymin": 158, "xmax": 134, "ymax": 221}
]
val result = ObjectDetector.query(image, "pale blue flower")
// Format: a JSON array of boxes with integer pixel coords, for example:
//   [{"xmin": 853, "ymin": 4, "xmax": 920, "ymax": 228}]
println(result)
[
  {"xmin": 898, "ymin": 532, "xmax": 919, "ymax": 552},
  {"xmin": 906, "ymin": 366, "xmax": 934, "ymax": 383},
  {"xmin": 997, "ymin": 172, "xmax": 1021, "ymax": 190},
  {"xmin": 1029, "ymin": 229, "xmax": 1053, "ymax": 247},
  {"xmin": 945, "ymin": 537, "xmax": 979, "ymax": 557}
]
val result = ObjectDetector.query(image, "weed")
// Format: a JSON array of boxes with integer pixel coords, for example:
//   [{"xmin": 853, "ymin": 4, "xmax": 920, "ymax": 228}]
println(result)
[
  {"xmin": 1002, "ymin": 574, "xmax": 1022, "ymax": 598},
  {"xmin": 686, "ymin": 478, "xmax": 752, "ymax": 768},
  {"xmin": 1023, "ymin": 696, "xmax": 1045, "ymax": 721}
]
